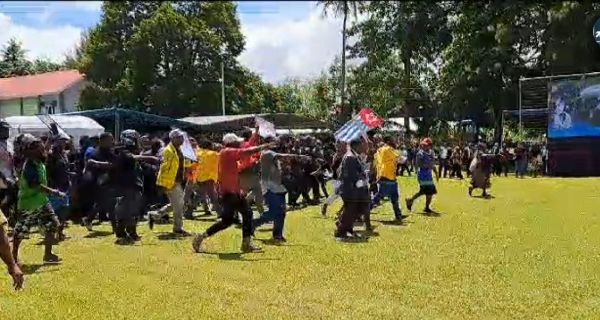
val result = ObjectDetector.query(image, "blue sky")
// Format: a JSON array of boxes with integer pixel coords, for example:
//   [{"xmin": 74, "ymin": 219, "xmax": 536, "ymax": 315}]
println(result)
[{"xmin": 0, "ymin": 1, "xmax": 344, "ymax": 83}]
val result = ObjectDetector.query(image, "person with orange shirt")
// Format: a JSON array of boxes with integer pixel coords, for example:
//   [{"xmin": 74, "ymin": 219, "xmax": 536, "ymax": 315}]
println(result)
[{"xmin": 238, "ymin": 125, "xmax": 264, "ymax": 214}]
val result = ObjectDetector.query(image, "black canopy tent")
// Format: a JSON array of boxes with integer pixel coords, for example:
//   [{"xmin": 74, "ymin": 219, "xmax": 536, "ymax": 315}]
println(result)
[{"xmin": 63, "ymin": 107, "xmax": 203, "ymax": 138}]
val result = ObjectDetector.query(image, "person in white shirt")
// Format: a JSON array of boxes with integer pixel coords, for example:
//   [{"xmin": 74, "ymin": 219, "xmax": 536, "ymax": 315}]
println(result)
[{"xmin": 439, "ymin": 144, "xmax": 449, "ymax": 178}]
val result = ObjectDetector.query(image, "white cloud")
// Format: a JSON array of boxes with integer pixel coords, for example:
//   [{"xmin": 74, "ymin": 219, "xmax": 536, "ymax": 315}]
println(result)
[
  {"xmin": 239, "ymin": 7, "xmax": 346, "ymax": 84},
  {"xmin": 70, "ymin": 1, "xmax": 102, "ymax": 12},
  {"xmin": 0, "ymin": 12, "xmax": 82, "ymax": 63}
]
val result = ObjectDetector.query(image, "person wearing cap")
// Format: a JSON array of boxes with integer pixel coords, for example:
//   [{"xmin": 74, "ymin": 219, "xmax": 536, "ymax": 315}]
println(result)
[
  {"xmin": 13, "ymin": 134, "xmax": 65, "ymax": 264},
  {"xmin": 46, "ymin": 132, "xmax": 73, "ymax": 241},
  {"xmin": 406, "ymin": 137, "xmax": 439, "ymax": 214},
  {"xmin": 193, "ymin": 133, "xmax": 275, "ymax": 253},
  {"xmin": 251, "ymin": 136, "xmax": 310, "ymax": 243},
  {"xmin": 372, "ymin": 135, "xmax": 404, "ymax": 222},
  {"xmin": 152, "ymin": 129, "xmax": 189, "ymax": 235}
]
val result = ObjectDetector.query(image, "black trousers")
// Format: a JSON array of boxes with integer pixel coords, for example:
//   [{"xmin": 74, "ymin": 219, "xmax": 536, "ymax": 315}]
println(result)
[
  {"xmin": 336, "ymin": 200, "xmax": 370, "ymax": 237},
  {"xmin": 206, "ymin": 193, "xmax": 253, "ymax": 238}
]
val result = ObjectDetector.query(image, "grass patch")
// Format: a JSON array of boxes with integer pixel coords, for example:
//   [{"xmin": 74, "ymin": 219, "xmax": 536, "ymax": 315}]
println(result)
[{"xmin": 1, "ymin": 177, "xmax": 600, "ymax": 319}]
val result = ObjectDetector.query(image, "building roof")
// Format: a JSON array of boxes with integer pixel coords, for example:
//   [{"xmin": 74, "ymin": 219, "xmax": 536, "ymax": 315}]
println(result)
[{"xmin": 0, "ymin": 70, "xmax": 84, "ymax": 100}]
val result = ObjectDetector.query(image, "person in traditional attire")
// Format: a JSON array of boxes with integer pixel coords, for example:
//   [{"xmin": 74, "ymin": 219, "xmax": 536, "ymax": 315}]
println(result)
[{"xmin": 468, "ymin": 144, "xmax": 498, "ymax": 198}]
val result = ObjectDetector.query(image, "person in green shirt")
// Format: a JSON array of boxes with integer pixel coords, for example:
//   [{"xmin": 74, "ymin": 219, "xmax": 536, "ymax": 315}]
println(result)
[{"xmin": 12, "ymin": 134, "xmax": 65, "ymax": 264}]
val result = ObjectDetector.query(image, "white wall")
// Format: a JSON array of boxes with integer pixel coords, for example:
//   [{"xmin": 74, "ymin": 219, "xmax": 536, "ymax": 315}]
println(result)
[{"xmin": 61, "ymin": 80, "xmax": 86, "ymax": 113}]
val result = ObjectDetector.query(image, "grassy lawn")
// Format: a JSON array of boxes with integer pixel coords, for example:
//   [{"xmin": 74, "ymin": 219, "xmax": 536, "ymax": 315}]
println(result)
[{"xmin": 2, "ymin": 177, "xmax": 600, "ymax": 319}]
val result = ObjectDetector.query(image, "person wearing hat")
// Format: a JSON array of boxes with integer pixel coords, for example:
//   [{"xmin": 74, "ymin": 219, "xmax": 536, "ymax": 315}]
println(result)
[
  {"xmin": 152, "ymin": 129, "xmax": 189, "ymax": 235},
  {"xmin": 46, "ymin": 132, "xmax": 73, "ymax": 241},
  {"xmin": 406, "ymin": 137, "xmax": 439, "ymax": 214},
  {"xmin": 12, "ymin": 134, "xmax": 65, "ymax": 264},
  {"xmin": 193, "ymin": 133, "xmax": 275, "ymax": 253}
]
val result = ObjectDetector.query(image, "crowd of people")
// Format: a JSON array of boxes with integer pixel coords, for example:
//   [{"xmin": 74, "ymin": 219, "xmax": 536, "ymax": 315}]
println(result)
[{"xmin": 0, "ymin": 118, "xmax": 548, "ymax": 290}]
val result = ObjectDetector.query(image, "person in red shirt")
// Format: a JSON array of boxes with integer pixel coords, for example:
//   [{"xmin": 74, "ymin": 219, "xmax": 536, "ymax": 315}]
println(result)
[
  {"xmin": 238, "ymin": 126, "xmax": 265, "ymax": 214},
  {"xmin": 193, "ymin": 133, "xmax": 275, "ymax": 253}
]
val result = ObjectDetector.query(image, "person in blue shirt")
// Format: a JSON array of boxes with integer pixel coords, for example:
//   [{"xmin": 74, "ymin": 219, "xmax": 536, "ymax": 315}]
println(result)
[{"xmin": 406, "ymin": 138, "xmax": 439, "ymax": 213}]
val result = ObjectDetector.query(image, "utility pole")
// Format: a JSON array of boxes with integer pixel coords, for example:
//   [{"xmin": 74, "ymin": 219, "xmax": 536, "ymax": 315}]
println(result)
[{"xmin": 221, "ymin": 60, "xmax": 226, "ymax": 116}]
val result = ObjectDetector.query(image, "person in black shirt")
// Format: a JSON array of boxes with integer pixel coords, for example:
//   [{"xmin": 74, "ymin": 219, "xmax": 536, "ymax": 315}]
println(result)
[
  {"xmin": 84, "ymin": 133, "xmax": 117, "ymax": 232},
  {"xmin": 90, "ymin": 130, "xmax": 159, "ymax": 244},
  {"xmin": 46, "ymin": 133, "xmax": 72, "ymax": 240}
]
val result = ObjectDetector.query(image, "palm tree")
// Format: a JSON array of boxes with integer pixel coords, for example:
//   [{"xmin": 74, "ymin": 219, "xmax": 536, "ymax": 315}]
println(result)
[{"xmin": 319, "ymin": 1, "xmax": 360, "ymax": 122}]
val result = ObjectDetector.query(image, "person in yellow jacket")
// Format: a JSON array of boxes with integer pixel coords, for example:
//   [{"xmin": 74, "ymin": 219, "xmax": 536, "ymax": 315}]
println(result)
[
  {"xmin": 371, "ymin": 135, "xmax": 404, "ymax": 222},
  {"xmin": 151, "ymin": 129, "xmax": 189, "ymax": 235},
  {"xmin": 195, "ymin": 139, "xmax": 221, "ymax": 216}
]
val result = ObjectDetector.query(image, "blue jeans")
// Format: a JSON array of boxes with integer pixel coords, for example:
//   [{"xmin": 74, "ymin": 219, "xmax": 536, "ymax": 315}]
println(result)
[
  {"xmin": 515, "ymin": 159, "xmax": 527, "ymax": 177},
  {"xmin": 371, "ymin": 180, "xmax": 402, "ymax": 219},
  {"xmin": 253, "ymin": 191, "xmax": 287, "ymax": 239}
]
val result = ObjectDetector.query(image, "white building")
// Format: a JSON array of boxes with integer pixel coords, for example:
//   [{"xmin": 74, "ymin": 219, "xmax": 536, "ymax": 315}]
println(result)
[{"xmin": 0, "ymin": 70, "xmax": 86, "ymax": 117}]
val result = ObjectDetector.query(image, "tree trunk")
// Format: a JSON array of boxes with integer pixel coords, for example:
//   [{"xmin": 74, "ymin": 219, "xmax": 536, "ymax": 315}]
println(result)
[
  {"xmin": 340, "ymin": 1, "xmax": 349, "ymax": 122},
  {"xmin": 403, "ymin": 49, "xmax": 412, "ymax": 135}
]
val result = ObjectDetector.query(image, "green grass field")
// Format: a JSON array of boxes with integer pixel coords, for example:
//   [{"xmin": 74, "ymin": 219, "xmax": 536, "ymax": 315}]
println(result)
[{"xmin": 2, "ymin": 177, "xmax": 600, "ymax": 319}]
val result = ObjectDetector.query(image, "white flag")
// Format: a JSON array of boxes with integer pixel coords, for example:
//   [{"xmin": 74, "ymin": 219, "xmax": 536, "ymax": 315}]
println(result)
[
  {"xmin": 180, "ymin": 133, "xmax": 197, "ymax": 162},
  {"xmin": 255, "ymin": 116, "xmax": 276, "ymax": 138}
]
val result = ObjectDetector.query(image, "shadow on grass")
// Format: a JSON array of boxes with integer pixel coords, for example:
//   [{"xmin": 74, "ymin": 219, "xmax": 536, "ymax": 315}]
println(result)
[
  {"xmin": 416, "ymin": 210, "xmax": 442, "ymax": 218},
  {"xmin": 256, "ymin": 227, "xmax": 273, "ymax": 232},
  {"xmin": 84, "ymin": 230, "xmax": 114, "ymax": 238},
  {"xmin": 336, "ymin": 237, "xmax": 369, "ymax": 244},
  {"xmin": 372, "ymin": 219, "xmax": 411, "ymax": 226},
  {"xmin": 472, "ymin": 194, "xmax": 496, "ymax": 200},
  {"xmin": 156, "ymin": 232, "xmax": 190, "ymax": 241},
  {"xmin": 21, "ymin": 263, "xmax": 59, "ymax": 275},
  {"xmin": 255, "ymin": 238, "xmax": 311, "ymax": 247},
  {"xmin": 201, "ymin": 251, "xmax": 280, "ymax": 261}
]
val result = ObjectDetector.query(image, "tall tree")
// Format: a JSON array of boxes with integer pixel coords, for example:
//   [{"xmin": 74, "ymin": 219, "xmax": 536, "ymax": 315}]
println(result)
[
  {"xmin": 78, "ymin": 1, "xmax": 250, "ymax": 116},
  {"xmin": 319, "ymin": 1, "xmax": 360, "ymax": 123},
  {"xmin": 348, "ymin": 1, "xmax": 452, "ymax": 133},
  {"xmin": 0, "ymin": 38, "xmax": 33, "ymax": 77}
]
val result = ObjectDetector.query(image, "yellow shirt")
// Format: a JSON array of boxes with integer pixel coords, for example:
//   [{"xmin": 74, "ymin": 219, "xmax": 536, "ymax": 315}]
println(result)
[
  {"xmin": 376, "ymin": 144, "xmax": 399, "ymax": 181},
  {"xmin": 196, "ymin": 149, "xmax": 219, "ymax": 183},
  {"xmin": 157, "ymin": 144, "xmax": 181, "ymax": 190}
]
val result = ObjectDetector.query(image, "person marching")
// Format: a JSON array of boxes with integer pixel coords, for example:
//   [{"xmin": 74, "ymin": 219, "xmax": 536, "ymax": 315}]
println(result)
[
  {"xmin": 372, "ymin": 135, "xmax": 404, "ymax": 222},
  {"xmin": 252, "ymin": 137, "xmax": 310, "ymax": 243},
  {"xmin": 406, "ymin": 138, "xmax": 439, "ymax": 214},
  {"xmin": 321, "ymin": 141, "xmax": 346, "ymax": 217},
  {"xmin": 12, "ymin": 134, "xmax": 65, "ymax": 264},
  {"xmin": 335, "ymin": 137, "xmax": 371, "ymax": 241},
  {"xmin": 151, "ymin": 129, "xmax": 190, "ymax": 236},
  {"xmin": 192, "ymin": 133, "xmax": 275, "ymax": 253}
]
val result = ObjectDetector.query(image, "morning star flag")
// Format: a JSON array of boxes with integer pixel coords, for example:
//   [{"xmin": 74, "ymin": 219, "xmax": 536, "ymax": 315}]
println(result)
[{"xmin": 334, "ymin": 108, "xmax": 384, "ymax": 142}]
